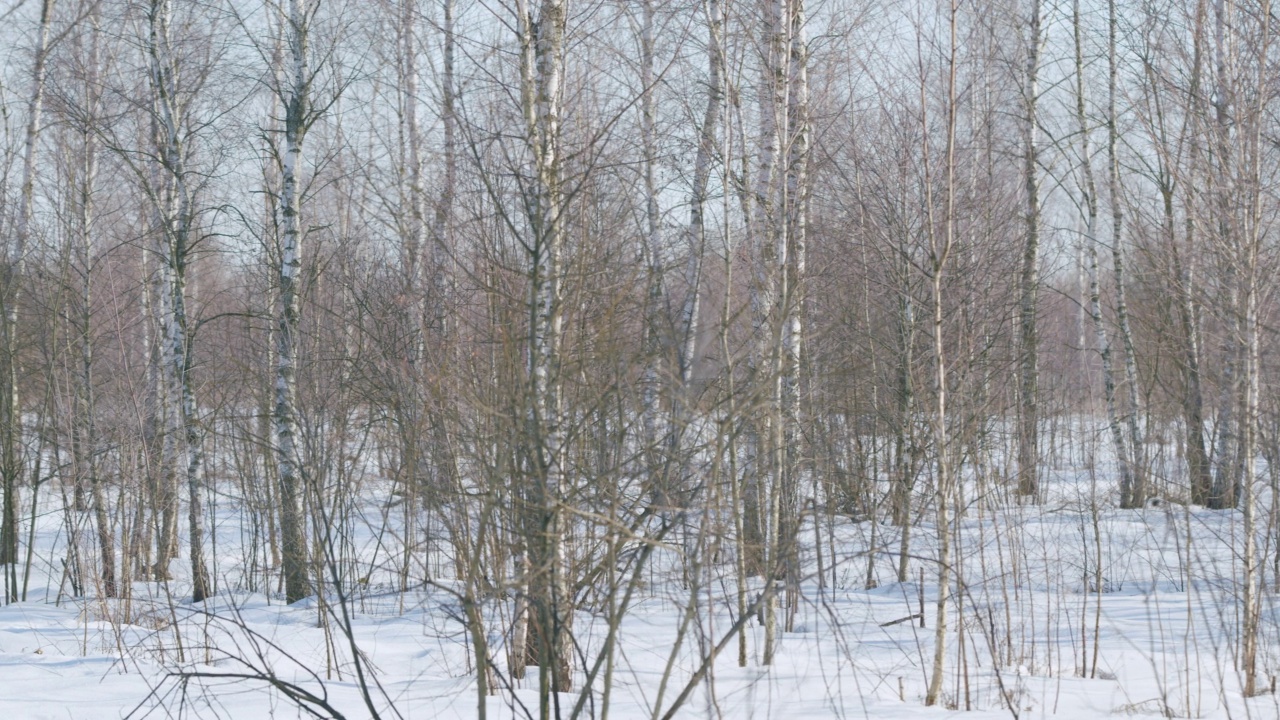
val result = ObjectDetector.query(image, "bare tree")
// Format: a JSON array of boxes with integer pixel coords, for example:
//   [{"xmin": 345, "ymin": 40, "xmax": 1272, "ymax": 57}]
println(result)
[
  {"xmin": 272, "ymin": 0, "xmax": 323, "ymax": 604},
  {"xmin": 1016, "ymin": 0, "xmax": 1041, "ymax": 500},
  {"xmin": 925, "ymin": 0, "xmax": 958, "ymax": 706},
  {"xmin": 143, "ymin": 0, "xmax": 212, "ymax": 603},
  {"xmin": 509, "ymin": 0, "xmax": 574, "ymax": 699}
]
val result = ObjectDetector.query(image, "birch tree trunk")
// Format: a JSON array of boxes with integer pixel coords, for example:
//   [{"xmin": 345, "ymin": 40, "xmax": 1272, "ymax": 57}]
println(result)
[
  {"xmin": 780, "ymin": 0, "xmax": 809, "ymax": 634},
  {"xmin": 390, "ymin": 0, "xmax": 428, "ymax": 590},
  {"xmin": 514, "ymin": 0, "xmax": 573, "ymax": 700},
  {"xmin": 755, "ymin": 0, "xmax": 790, "ymax": 665},
  {"xmin": 147, "ymin": 0, "xmax": 212, "ymax": 603},
  {"xmin": 143, "ymin": 208, "xmax": 177, "ymax": 581},
  {"xmin": 743, "ymin": 0, "xmax": 787, "ymax": 581},
  {"xmin": 1209, "ymin": 0, "xmax": 1241, "ymax": 509},
  {"xmin": 666, "ymin": 0, "xmax": 723, "ymax": 531},
  {"xmin": 401, "ymin": 0, "xmax": 426, "ymax": 337},
  {"xmin": 275, "ymin": 0, "xmax": 315, "ymax": 604},
  {"xmin": 434, "ymin": 0, "xmax": 456, "ymax": 305},
  {"xmin": 925, "ymin": 2, "xmax": 957, "ymax": 704},
  {"xmin": 892, "ymin": 241, "xmax": 916, "ymax": 583},
  {"xmin": 1237, "ymin": 0, "xmax": 1269, "ymax": 692},
  {"xmin": 1240, "ymin": 260, "xmax": 1260, "ymax": 695},
  {"xmin": 1016, "ymin": 0, "xmax": 1042, "ymax": 501},
  {"xmin": 639, "ymin": 0, "xmax": 667, "ymax": 505}
]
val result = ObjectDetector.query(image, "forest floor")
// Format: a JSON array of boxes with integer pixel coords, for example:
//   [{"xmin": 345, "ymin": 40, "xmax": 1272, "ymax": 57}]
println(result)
[{"xmin": 2, "ymin": 464, "xmax": 1280, "ymax": 719}]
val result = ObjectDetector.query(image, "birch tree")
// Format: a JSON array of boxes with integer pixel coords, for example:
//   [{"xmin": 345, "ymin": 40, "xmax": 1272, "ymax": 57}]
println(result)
[
  {"xmin": 779, "ymin": 0, "xmax": 809, "ymax": 635},
  {"xmin": 747, "ymin": 0, "xmax": 788, "ymax": 663},
  {"xmin": 636, "ymin": 0, "xmax": 667, "ymax": 507},
  {"xmin": 1208, "ymin": 0, "xmax": 1241, "ymax": 509},
  {"xmin": 924, "ymin": 0, "xmax": 958, "ymax": 705},
  {"xmin": 272, "ymin": 0, "xmax": 322, "ymax": 604},
  {"xmin": 743, "ymin": 0, "xmax": 808, "ymax": 664},
  {"xmin": 143, "ymin": 0, "xmax": 212, "ymax": 603},
  {"xmin": 1016, "ymin": 0, "xmax": 1041, "ymax": 500},
  {"xmin": 510, "ymin": 0, "xmax": 574, "ymax": 699},
  {"xmin": 1230, "ymin": 0, "xmax": 1270, "ymax": 693}
]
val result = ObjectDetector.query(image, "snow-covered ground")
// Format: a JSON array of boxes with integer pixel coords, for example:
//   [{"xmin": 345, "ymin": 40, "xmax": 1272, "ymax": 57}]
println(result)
[{"xmin": 3, "ymin": 463, "xmax": 1280, "ymax": 720}]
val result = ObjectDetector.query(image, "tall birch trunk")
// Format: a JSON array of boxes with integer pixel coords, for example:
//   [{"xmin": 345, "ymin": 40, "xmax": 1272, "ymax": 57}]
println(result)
[
  {"xmin": 426, "ymin": 0, "xmax": 456, "ymax": 345},
  {"xmin": 1238, "ymin": 0, "xmax": 1269, "ymax": 692},
  {"xmin": 147, "ymin": 215, "xmax": 178, "ymax": 580},
  {"xmin": 780, "ymin": 0, "xmax": 809, "ymax": 633},
  {"xmin": 1172, "ymin": 212, "xmax": 1211, "ymax": 503},
  {"xmin": 639, "ymin": 0, "xmax": 667, "ymax": 504},
  {"xmin": 1016, "ymin": 0, "xmax": 1042, "ymax": 500},
  {"xmin": 515, "ymin": 0, "xmax": 572, "ymax": 700},
  {"xmin": 435, "ymin": 0, "xmax": 456, "ymax": 302},
  {"xmin": 147, "ymin": 0, "xmax": 212, "ymax": 603},
  {"xmin": 892, "ymin": 240, "xmax": 916, "ymax": 583},
  {"xmin": 1238, "ymin": 127, "xmax": 1261, "ymax": 695},
  {"xmin": 666, "ymin": 0, "xmax": 722, "ymax": 528},
  {"xmin": 275, "ymin": 0, "xmax": 313, "ymax": 604},
  {"xmin": 753, "ymin": 0, "xmax": 790, "ymax": 666},
  {"xmin": 394, "ymin": 0, "xmax": 428, "ymax": 586},
  {"xmin": 402, "ymin": 0, "xmax": 425, "ymax": 337},
  {"xmin": 743, "ymin": 0, "xmax": 788, "ymax": 582},
  {"xmin": 1209, "ymin": 0, "xmax": 1240, "ymax": 509},
  {"xmin": 925, "ymin": 3, "xmax": 957, "ymax": 704},
  {"xmin": 1240, "ymin": 268, "xmax": 1260, "ymax": 695}
]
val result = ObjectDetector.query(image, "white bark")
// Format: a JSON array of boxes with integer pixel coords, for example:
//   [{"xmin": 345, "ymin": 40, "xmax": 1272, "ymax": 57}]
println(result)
[
  {"xmin": 515, "ymin": 0, "xmax": 572, "ymax": 696},
  {"xmin": 639, "ymin": 0, "xmax": 666, "ymax": 502},
  {"xmin": 147, "ymin": 0, "xmax": 211, "ymax": 603},
  {"xmin": 754, "ymin": 0, "xmax": 789, "ymax": 666},
  {"xmin": 1016, "ymin": 0, "xmax": 1042, "ymax": 500},
  {"xmin": 1209, "ymin": 0, "xmax": 1240, "ymax": 508},
  {"xmin": 780, "ymin": 0, "xmax": 808, "ymax": 633},
  {"xmin": 275, "ymin": 0, "xmax": 313, "ymax": 604},
  {"xmin": 925, "ymin": 1, "xmax": 957, "ymax": 705},
  {"xmin": 1238, "ymin": 0, "xmax": 1270, "ymax": 693},
  {"xmin": 402, "ymin": 0, "xmax": 426, "ymax": 358}
]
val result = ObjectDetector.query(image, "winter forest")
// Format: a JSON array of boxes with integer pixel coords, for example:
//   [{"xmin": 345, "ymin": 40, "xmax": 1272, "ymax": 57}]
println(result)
[{"xmin": 2, "ymin": 0, "xmax": 1280, "ymax": 717}]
